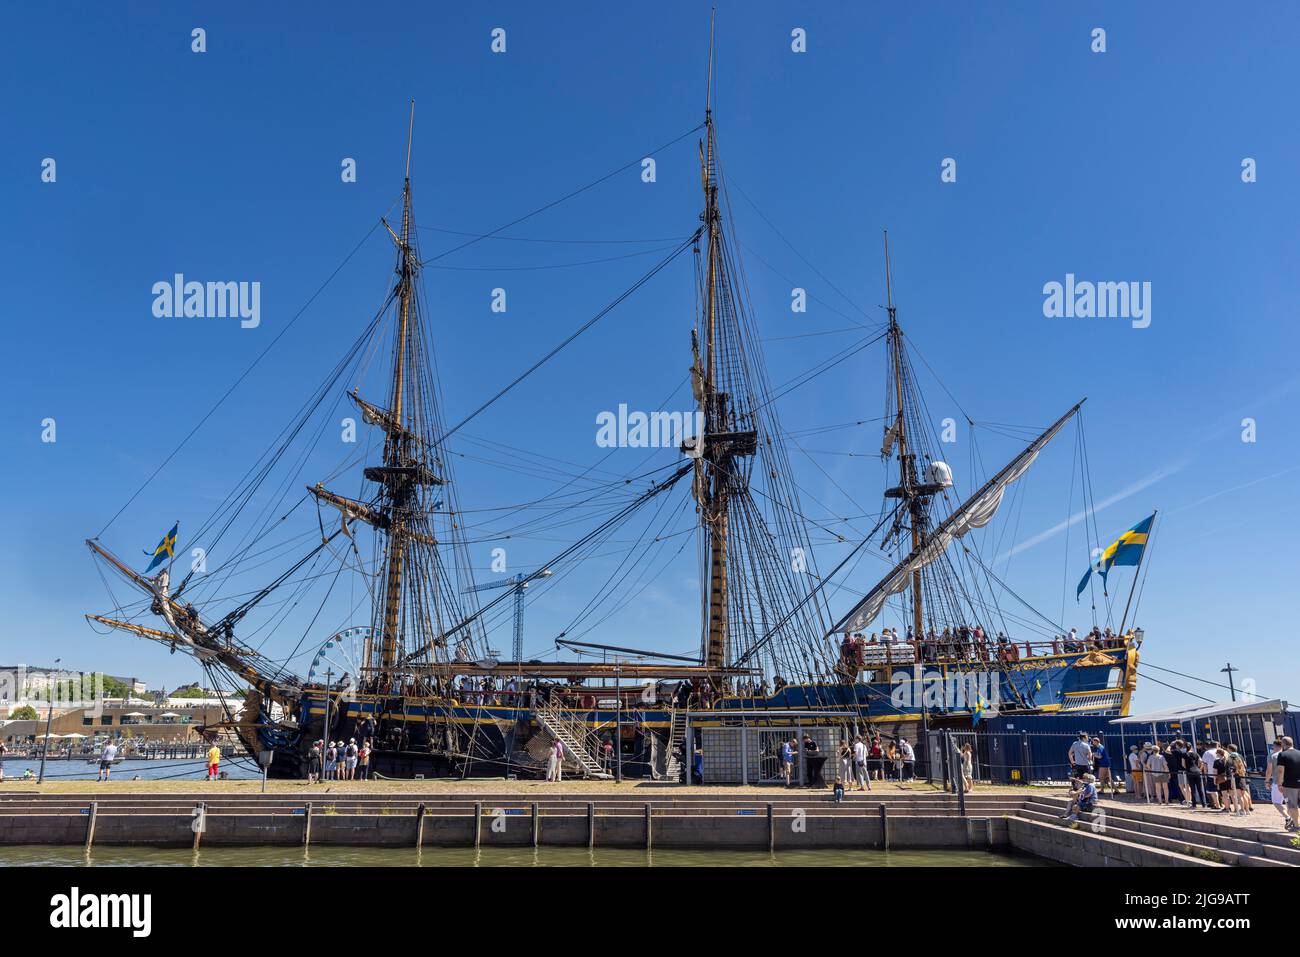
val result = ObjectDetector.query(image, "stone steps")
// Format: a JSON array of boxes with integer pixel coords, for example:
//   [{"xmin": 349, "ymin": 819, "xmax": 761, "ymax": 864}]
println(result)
[
  {"xmin": 1023, "ymin": 797, "xmax": 1298, "ymax": 867},
  {"xmin": 1007, "ymin": 816, "xmax": 1226, "ymax": 867}
]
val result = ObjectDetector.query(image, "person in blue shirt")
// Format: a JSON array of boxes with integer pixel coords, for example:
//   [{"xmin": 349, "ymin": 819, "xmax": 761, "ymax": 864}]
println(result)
[
  {"xmin": 1090, "ymin": 736, "xmax": 1112, "ymax": 796},
  {"xmin": 781, "ymin": 738, "xmax": 798, "ymax": 787},
  {"xmin": 692, "ymin": 748, "xmax": 704, "ymax": 785},
  {"xmin": 1060, "ymin": 773, "xmax": 1099, "ymax": 823}
]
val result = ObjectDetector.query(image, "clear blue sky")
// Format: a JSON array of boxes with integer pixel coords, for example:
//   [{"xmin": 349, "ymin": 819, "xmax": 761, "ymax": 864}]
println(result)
[{"xmin": 2, "ymin": 2, "xmax": 1297, "ymax": 712}]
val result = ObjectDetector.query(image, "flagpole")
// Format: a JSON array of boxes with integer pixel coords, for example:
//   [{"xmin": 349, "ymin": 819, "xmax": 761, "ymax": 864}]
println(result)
[{"xmin": 1118, "ymin": 510, "xmax": 1157, "ymax": 637}]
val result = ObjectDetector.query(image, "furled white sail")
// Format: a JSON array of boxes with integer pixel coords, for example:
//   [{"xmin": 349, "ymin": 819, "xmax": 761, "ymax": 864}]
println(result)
[{"xmin": 830, "ymin": 400, "xmax": 1084, "ymax": 636}]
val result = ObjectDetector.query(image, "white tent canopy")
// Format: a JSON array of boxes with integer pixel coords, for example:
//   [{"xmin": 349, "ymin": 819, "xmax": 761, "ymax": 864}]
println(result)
[{"xmin": 1110, "ymin": 699, "xmax": 1287, "ymax": 725}]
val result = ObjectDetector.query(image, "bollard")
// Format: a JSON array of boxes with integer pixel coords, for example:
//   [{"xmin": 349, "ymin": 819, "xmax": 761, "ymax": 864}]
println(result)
[
  {"xmin": 84, "ymin": 802, "xmax": 97, "ymax": 851},
  {"xmin": 414, "ymin": 802, "xmax": 426, "ymax": 848},
  {"xmin": 192, "ymin": 802, "xmax": 205, "ymax": 851},
  {"xmin": 879, "ymin": 802, "xmax": 889, "ymax": 851},
  {"xmin": 587, "ymin": 802, "xmax": 595, "ymax": 849},
  {"xmin": 644, "ymin": 803, "xmax": 652, "ymax": 851},
  {"xmin": 767, "ymin": 803, "xmax": 774, "ymax": 852},
  {"xmin": 531, "ymin": 802, "xmax": 539, "ymax": 848},
  {"xmin": 474, "ymin": 802, "xmax": 482, "ymax": 848},
  {"xmin": 303, "ymin": 802, "xmax": 313, "ymax": 847}
]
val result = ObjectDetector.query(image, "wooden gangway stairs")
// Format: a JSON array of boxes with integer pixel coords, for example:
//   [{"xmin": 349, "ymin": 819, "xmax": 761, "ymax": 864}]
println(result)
[
  {"xmin": 533, "ymin": 701, "xmax": 612, "ymax": 779},
  {"xmin": 664, "ymin": 706, "xmax": 684, "ymax": 781}
]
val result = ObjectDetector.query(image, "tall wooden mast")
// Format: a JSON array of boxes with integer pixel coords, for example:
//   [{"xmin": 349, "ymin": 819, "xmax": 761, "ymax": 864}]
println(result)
[
  {"xmin": 376, "ymin": 101, "xmax": 419, "ymax": 673},
  {"xmin": 699, "ymin": 11, "xmax": 730, "ymax": 670},
  {"xmin": 883, "ymin": 233, "xmax": 925, "ymax": 640}
]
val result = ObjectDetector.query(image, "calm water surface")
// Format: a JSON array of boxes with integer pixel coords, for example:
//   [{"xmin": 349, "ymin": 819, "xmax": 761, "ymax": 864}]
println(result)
[
  {"xmin": 0, "ymin": 758, "xmax": 259, "ymax": 783},
  {"xmin": 0, "ymin": 845, "xmax": 1053, "ymax": 867}
]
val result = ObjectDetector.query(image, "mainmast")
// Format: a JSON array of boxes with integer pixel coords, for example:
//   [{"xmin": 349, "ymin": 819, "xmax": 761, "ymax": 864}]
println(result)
[
  {"xmin": 376, "ymin": 102, "xmax": 420, "ymax": 674},
  {"xmin": 694, "ymin": 12, "xmax": 757, "ymax": 671}
]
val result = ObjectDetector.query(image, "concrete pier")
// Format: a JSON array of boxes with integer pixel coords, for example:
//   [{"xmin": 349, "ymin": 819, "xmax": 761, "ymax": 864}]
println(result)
[{"xmin": 0, "ymin": 788, "xmax": 1294, "ymax": 866}]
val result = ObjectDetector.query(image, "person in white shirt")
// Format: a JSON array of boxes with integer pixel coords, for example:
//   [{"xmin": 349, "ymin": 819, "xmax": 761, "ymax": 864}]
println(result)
[
  {"xmin": 98, "ymin": 741, "xmax": 118, "ymax": 782},
  {"xmin": 1126, "ymin": 746, "xmax": 1143, "ymax": 795},
  {"xmin": 898, "ymin": 738, "xmax": 915, "ymax": 782},
  {"xmin": 851, "ymin": 736, "xmax": 870, "ymax": 791},
  {"xmin": 1201, "ymin": 743, "xmax": 1222, "ymax": 809}
]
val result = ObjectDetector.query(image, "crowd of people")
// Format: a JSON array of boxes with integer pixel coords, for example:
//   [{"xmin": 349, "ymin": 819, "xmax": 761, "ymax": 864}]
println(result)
[
  {"xmin": 836, "ymin": 624, "xmax": 1134, "ymax": 679},
  {"xmin": 1059, "ymin": 731, "xmax": 1300, "ymax": 832},
  {"xmin": 831, "ymin": 734, "xmax": 917, "ymax": 790},
  {"xmin": 306, "ymin": 737, "xmax": 372, "ymax": 782}
]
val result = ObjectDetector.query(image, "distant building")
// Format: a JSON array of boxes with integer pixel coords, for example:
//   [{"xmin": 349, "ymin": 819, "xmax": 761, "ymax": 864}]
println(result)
[{"xmin": 0, "ymin": 702, "xmax": 234, "ymax": 746}]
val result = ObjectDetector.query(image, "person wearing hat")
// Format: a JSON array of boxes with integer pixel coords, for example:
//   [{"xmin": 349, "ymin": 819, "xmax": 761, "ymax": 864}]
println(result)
[
  {"xmin": 1060, "ymin": 773, "xmax": 1098, "ymax": 823},
  {"xmin": 344, "ymin": 738, "xmax": 359, "ymax": 780},
  {"xmin": 1145, "ymin": 743, "xmax": 1170, "ymax": 805},
  {"xmin": 1126, "ymin": 745, "xmax": 1143, "ymax": 797},
  {"xmin": 324, "ymin": 741, "xmax": 338, "ymax": 781}
]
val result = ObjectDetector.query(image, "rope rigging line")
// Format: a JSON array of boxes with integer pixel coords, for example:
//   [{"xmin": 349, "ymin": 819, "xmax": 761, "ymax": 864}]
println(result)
[
  {"xmin": 429, "ymin": 228, "xmax": 703, "ymax": 449},
  {"xmin": 95, "ymin": 217, "xmax": 385, "ymax": 539}
]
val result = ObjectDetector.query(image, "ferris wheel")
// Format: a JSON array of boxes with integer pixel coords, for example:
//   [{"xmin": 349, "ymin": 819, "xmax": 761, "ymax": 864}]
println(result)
[{"xmin": 306, "ymin": 626, "xmax": 373, "ymax": 688}]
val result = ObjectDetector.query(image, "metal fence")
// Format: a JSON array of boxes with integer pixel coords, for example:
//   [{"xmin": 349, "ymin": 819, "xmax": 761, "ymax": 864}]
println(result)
[{"xmin": 686, "ymin": 718, "xmax": 1293, "ymax": 799}]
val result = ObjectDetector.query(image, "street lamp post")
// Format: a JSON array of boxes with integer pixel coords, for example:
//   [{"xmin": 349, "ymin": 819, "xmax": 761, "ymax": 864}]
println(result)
[
  {"xmin": 37, "ymin": 658, "xmax": 62, "ymax": 785},
  {"xmin": 323, "ymin": 668, "xmax": 334, "ymax": 753},
  {"xmin": 1221, "ymin": 663, "xmax": 1238, "ymax": 702},
  {"xmin": 614, "ymin": 662, "xmax": 622, "ymax": 783}
]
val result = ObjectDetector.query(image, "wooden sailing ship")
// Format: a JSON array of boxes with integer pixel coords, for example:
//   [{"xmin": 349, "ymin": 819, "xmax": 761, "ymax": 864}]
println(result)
[{"xmin": 84, "ymin": 23, "xmax": 1146, "ymax": 781}]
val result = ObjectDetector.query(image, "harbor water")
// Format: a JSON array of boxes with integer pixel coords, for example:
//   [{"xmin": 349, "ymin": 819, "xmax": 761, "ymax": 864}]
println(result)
[{"xmin": 0, "ymin": 758, "xmax": 260, "ymax": 783}]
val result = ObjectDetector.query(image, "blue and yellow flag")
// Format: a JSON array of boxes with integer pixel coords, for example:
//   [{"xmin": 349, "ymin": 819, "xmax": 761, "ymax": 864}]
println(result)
[
  {"xmin": 144, "ymin": 522, "xmax": 179, "ymax": 573},
  {"xmin": 1076, "ymin": 513, "xmax": 1154, "ymax": 599},
  {"xmin": 972, "ymin": 695, "xmax": 986, "ymax": 726}
]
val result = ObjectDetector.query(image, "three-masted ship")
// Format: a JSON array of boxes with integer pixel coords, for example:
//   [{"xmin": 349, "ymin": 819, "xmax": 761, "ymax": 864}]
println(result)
[{"xmin": 84, "ymin": 30, "xmax": 1144, "ymax": 781}]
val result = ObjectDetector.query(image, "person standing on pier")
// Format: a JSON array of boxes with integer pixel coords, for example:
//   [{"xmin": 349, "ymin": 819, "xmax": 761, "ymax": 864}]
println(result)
[
  {"xmin": 98, "ymin": 740, "xmax": 118, "ymax": 782},
  {"xmin": 308, "ymin": 740, "xmax": 323, "ymax": 784},
  {"xmin": 1145, "ymin": 744, "xmax": 1169, "ymax": 805},
  {"xmin": 546, "ymin": 737, "xmax": 564, "ymax": 782},
  {"xmin": 852, "ymin": 736, "xmax": 870, "ymax": 792},
  {"xmin": 1125, "ymin": 745, "xmax": 1142, "ymax": 796},
  {"xmin": 344, "ymin": 739, "xmax": 359, "ymax": 781},
  {"xmin": 206, "ymin": 742, "xmax": 221, "ymax": 781},
  {"xmin": 959, "ymin": 743, "xmax": 975, "ymax": 793},
  {"xmin": 1182, "ymin": 742, "xmax": 1206, "ymax": 809},
  {"xmin": 1067, "ymin": 732, "xmax": 1093, "ymax": 781},
  {"xmin": 781, "ymin": 738, "xmax": 798, "ymax": 787},
  {"xmin": 1089, "ymin": 737, "xmax": 1112, "ymax": 796},
  {"xmin": 357, "ymin": 741, "xmax": 370, "ymax": 781},
  {"xmin": 1201, "ymin": 742, "xmax": 1222, "ymax": 810},
  {"xmin": 898, "ymin": 737, "xmax": 915, "ymax": 783},
  {"xmin": 1273, "ymin": 736, "xmax": 1300, "ymax": 832}
]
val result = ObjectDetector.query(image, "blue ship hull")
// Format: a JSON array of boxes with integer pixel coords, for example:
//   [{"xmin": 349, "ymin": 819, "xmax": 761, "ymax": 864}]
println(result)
[{"xmin": 252, "ymin": 644, "xmax": 1137, "ymax": 779}]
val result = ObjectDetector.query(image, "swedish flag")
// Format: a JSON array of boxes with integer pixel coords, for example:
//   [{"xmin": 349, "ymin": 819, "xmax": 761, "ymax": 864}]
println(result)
[
  {"xmin": 1077, "ymin": 513, "xmax": 1154, "ymax": 600},
  {"xmin": 972, "ymin": 695, "xmax": 986, "ymax": 727},
  {"xmin": 144, "ymin": 522, "xmax": 179, "ymax": 573}
]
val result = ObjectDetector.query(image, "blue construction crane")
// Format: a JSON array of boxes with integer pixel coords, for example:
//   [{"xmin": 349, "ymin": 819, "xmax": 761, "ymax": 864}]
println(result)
[{"xmin": 462, "ymin": 569, "xmax": 552, "ymax": 662}]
